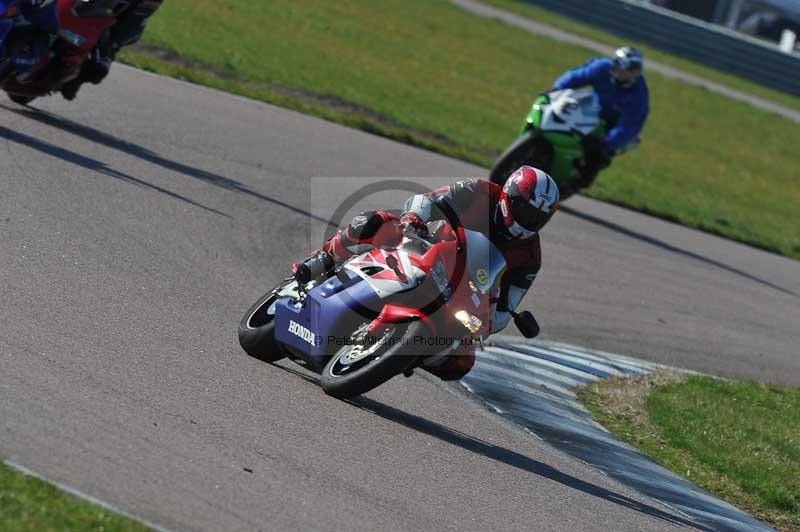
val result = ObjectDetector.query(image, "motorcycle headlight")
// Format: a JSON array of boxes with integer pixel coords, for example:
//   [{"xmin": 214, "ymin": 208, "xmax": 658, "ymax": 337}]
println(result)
[
  {"xmin": 455, "ymin": 310, "xmax": 483, "ymax": 334},
  {"xmin": 430, "ymin": 260, "xmax": 452, "ymax": 299}
]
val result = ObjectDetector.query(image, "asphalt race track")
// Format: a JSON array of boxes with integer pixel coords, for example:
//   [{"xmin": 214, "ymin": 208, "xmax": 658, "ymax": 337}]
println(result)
[{"xmin": 1, "ymin": 66, "xmax": 798, "ymax": 531}]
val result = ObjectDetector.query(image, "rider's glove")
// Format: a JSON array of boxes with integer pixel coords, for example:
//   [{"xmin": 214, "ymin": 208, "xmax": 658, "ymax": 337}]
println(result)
[
  {"xmin": 553, "ymin": 96, "xmax": 579, "ymax": 117},
  {"xmin": 400, "ymin": 213, "xmax": 429, "ymax": 239}
]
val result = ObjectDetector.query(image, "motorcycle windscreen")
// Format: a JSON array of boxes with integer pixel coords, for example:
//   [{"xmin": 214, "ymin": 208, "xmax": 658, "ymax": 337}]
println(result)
[
  {"xmin": 463, "ymin": 230, "xmax": 506, "ymax": 294},
  {"xmin": 540, "ymin": 87, "xmax": 601, "ymax": 136}
]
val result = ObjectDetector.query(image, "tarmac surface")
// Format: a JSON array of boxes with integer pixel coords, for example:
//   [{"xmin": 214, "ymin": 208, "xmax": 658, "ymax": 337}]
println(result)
[{"xmin": 1, "ymin": 66, "xmax": 797, "ymax": 531}]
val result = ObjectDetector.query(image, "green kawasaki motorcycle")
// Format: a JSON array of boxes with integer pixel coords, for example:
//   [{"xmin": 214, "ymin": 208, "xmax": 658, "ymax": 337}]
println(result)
[{"xmin": 490, "ymin": 87, "xmax": 633, "ymax": 199}]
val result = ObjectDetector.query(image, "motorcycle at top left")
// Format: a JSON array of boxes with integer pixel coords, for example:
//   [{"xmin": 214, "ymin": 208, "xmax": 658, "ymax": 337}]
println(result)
[{"xmin": 0, "ymin": 0, "xmax": 125, "ymax": 105}]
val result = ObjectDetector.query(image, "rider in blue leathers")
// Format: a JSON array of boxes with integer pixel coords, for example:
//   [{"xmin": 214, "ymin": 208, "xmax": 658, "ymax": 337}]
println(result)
[
  {"xmin": 0, "ymin": 1, "xmax": 14, "ymax": 41},
  {"xmin": 553, "ymin": 47, "xmax": 649, "ymax": 186},
  {"xmin": 1, "ymin": 2, "xmax": 29, "ymax": 53},
  {"xmin": 0, "ymin": 1, "xmax": 49, "ymax": 80},
  {"xmin": 61, "ymin": 0, "xmax": 164, "ymax": 100},
  {"xmin": 0, "ymin": 7, "xmax": 13, "ymax": 58},
  {"xmin": 0, "ymin": 1, "xmax": 55, "ymax": 49}
]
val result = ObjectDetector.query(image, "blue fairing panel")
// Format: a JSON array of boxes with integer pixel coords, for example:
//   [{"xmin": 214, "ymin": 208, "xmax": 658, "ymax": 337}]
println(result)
[{"xmin": 273, "ymin": 273, "xmax": 383, "ymax": 370}]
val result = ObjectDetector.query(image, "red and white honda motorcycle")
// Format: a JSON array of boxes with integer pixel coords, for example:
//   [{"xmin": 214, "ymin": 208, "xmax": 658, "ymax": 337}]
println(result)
[{"xmin": 238, "ymin": 219, "xmax": 538, "ymax": 399}]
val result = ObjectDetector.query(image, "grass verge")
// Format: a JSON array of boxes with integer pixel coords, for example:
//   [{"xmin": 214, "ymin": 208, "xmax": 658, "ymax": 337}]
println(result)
[
  {"xmin": 580, "ymin": 372, "xmax": 800, "ymax": 531},
  {"xmin": 119, "ymin": 48, "xmax": 487, "ymax": 167},
  {"xmin": 485, "ymin": 0, "xmax": 800, "ymax": 113},
  {"xmin": 121, "ymin": 0, "xmax": 800, "ymax": 259},
  {"xmin": 0, "ymin": 460, "xmax": 150, "ymax": 531}
]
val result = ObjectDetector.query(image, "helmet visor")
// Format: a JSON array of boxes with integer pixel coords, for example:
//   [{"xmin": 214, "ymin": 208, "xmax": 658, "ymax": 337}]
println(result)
[
  {"xmin": 612, "ymin": 64, "xmax": 642, "ymax": 87},
  {"xmin": 508, "ymin": 196, "xmax": 552, "ymax": 233}
]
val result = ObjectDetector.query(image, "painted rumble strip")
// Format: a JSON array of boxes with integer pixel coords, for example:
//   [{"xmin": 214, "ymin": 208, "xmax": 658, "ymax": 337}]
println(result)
[{"xmin": 461, "ymin": 336, "xmax": 774, "ymax": 532}]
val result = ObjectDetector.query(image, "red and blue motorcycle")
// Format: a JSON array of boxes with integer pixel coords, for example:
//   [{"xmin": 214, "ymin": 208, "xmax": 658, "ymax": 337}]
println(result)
[
  {"xmin": 0, "ymin": 0, "xmax": 125, "ymax": 104},
  {"xmin": 238, "ymin": 219, "xmax": 538, "ymax": 399}
]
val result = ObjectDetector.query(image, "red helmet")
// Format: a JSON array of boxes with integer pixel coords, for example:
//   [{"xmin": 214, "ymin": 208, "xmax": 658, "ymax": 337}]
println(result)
[{"xmin": 499, "ymin": 166, "xmax": 559, "ymax": 238}]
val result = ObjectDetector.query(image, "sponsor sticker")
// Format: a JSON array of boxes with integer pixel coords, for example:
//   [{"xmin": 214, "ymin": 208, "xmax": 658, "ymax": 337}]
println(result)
[{"xmin": 350, "ymin": 215, "xmax": 368, "ymax": 228}]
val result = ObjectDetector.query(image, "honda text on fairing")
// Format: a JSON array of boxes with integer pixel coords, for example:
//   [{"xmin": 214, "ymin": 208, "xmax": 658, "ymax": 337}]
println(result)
[
  {"xmin": 238, "ymin": 216, "xmax": 539, "ymax": 400},
  {"xmin": 0, "ymin": 0, "xmax": 147, "ymax": 104}
]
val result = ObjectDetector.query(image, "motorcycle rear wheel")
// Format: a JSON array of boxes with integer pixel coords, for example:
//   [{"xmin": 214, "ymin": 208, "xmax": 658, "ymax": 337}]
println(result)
[
  {"xmin": 489, "ymin": 131, "xmax": 554, "ymax": 186},
  {"xmin": 238, "ymin": 280, "xmax": 297, "ymax": 363},
  {"xmin": 321, "ymin": 320, "xmax": 428, "ymax": 399}
]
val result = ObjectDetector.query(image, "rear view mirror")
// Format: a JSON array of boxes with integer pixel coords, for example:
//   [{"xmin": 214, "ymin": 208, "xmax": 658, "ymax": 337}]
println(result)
[{"xmin": 513, "ymin": 311, "xmax": 540, "ymax": 339}]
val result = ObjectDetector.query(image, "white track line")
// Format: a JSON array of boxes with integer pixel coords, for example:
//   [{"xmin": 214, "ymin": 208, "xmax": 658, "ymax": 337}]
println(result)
[
  {"xmin": 500, "ymin": 344, "xmax": 631, "ymax": 376},
  {"xmin": 542, "ymin": 345, "xmax": 655, "ymax": 373},
  {"xmin": 466, "ymin": 362, "xmax": 584, "ymax": 407},
  {"xmin": 482, "ymin": 346, "xmax": 593, "ymax": 386}
]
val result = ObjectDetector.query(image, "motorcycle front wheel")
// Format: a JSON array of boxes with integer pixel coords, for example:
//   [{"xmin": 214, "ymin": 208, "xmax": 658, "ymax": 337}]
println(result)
[
  {"xmin": 237, "ymin": 280, "xmax": 297, "ymax": 363},
  {"xmin": 321, "ymin": 320, "xmax": 428, "ymax": 399}
]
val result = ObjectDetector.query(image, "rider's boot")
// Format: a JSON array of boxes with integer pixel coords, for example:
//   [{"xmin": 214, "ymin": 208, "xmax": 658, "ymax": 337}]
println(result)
[
  {"xmin": 293, "ymin": 250, "xmax": 335, "ymax": 285},
  {"xmin": 60, "ymin": 42, "xmax": 114, "ymax": 101},
  {"xmin": 83, "ymin": 44, "xmax": 115, "ymax": 84},
  {"xmin": 292, "ymin": 210, "xmax": 401, "ymax": 284}
]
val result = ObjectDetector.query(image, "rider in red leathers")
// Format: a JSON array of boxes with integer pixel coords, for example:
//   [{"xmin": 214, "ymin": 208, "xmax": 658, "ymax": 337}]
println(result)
[
  {"xmin": 295, "ymin": 166, "xmax": 560, "ymax": 381},
  {"xmin": 61, "ymin": 0, "xmax": 165, "ymax": 99},
  {"xmin": 0, "ymin": 0, "xmax": 164, "ymax": 99}
]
